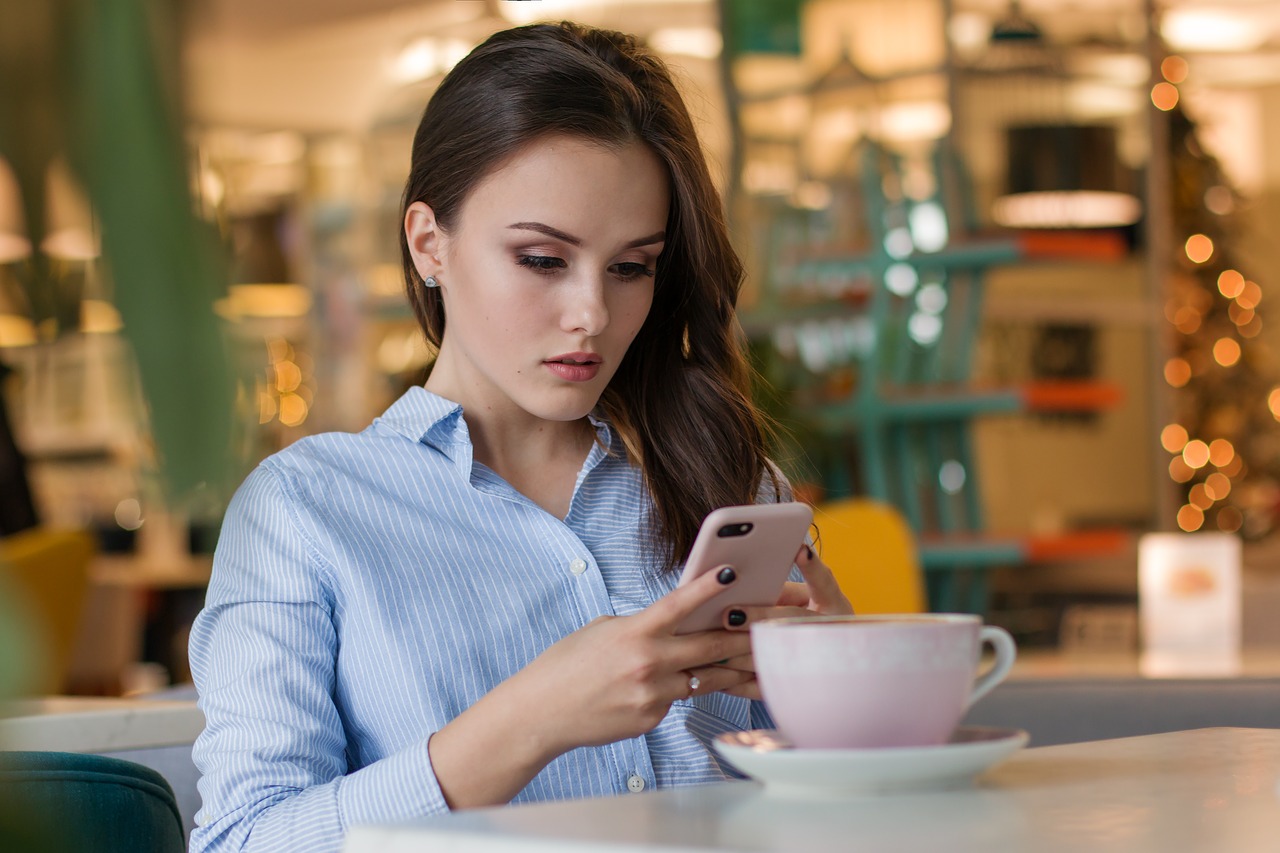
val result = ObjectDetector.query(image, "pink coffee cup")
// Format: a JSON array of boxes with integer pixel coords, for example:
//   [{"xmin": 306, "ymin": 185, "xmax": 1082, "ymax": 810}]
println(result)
[{"xmin": 751, "ymin": 614, "xmax": 1017, "ymax": 749}]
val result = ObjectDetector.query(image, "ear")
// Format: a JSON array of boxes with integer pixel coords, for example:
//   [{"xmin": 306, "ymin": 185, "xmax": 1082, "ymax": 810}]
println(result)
[{"xmin": 405, "ymin": 201, "xmax": 446, "ymax": 281}]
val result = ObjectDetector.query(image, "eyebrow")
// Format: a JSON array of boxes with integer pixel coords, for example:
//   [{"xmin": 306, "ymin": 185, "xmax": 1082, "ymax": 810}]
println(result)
[{"xmin": 507, "ymin": 222, "xmax": 666, "ymax": 250}]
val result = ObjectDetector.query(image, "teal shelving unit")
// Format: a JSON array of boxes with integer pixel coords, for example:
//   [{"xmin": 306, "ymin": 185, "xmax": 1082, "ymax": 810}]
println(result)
[{"xmin": 745, "ymin": 142, "xmax": 1127, "ymax": 614}]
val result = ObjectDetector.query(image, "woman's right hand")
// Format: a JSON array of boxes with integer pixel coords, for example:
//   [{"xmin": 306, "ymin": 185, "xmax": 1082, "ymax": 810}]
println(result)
[
  {"xmin": 427, "ymin": 566, "xmax": 750, "ymax": 809},
  {"xmin": 515, "ymin": 565, "xmax": 754, "ymax": 754}
]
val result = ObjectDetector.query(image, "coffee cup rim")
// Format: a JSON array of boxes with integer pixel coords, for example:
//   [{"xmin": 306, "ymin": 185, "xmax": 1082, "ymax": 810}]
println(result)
[{"xmin": 750, "ymin": 613, "xmax": 981, "ymax": 630}]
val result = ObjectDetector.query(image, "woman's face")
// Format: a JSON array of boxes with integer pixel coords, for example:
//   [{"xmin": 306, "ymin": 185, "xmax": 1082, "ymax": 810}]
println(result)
[{"xmin": 406, "ymin": 134, "xmax": 668, "ymax": 427}]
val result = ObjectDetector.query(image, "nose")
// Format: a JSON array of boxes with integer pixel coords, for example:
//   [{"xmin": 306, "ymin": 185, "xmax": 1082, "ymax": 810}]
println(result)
[{"xmin": 564, "ymin": 276, "xmax": 610, "ymax": 337}]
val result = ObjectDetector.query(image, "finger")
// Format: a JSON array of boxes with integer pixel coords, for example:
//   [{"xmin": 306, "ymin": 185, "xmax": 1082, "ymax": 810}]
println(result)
[
  {"xmin": 717, "ymin": 678, "xmax": 762, "ymax": 701},
  {"xmin": 684, "ymin": 665, "xmax": 754, "ymax": 698},
  {"xmin": 710, "ymin": 652, "xmax": 754, "ymax": 672},
  {"xmin": 666, "ymin": 628, "xmax": 753, "ymax": 671},
  {"xmin": 643, "ymin": 562, "xmax": 739, "ymax": 631},
  {"xmin": 775, "ymin": 581, "xmax": 811, "ymax": 608},
  {"xmin": 721, "ymin": 604, "xmax": 812, "ymax": 631},
  {"xmin": 796, "ymin": 545, "xmax": 854, "ymax": 614}
]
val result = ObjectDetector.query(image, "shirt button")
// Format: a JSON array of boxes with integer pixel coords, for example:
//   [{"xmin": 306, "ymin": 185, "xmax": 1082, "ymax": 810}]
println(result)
[
  {"xmin": 626, "ymin": 774, "xmax": 646, "ymax": 793},
  {"xmin": 569, "ymin": 558, "xmax": 588, "ymax": 575}
]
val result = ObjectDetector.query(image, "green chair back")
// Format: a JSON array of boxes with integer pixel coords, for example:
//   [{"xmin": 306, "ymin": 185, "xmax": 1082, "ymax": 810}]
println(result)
[{"xmin": 0, "ymin": 751, "xmax": 185, "ymax": 853}]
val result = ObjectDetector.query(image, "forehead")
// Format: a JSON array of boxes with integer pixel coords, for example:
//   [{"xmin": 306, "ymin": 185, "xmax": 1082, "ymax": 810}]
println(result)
[{"xmin": 455, "ymin": 134, "xmax": 670, "ymax": 238}]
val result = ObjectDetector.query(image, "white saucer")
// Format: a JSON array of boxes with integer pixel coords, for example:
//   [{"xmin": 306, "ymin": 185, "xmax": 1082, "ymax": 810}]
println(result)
[{"xmin": 712, "ymin": 726, "xmax": 1029, "ymax": 797}]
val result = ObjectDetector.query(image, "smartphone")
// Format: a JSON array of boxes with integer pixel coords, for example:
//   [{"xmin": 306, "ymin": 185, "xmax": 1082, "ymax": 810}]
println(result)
[{"xmin": 672, "ymin": 502, "xmax": 814, "ymax": 635}]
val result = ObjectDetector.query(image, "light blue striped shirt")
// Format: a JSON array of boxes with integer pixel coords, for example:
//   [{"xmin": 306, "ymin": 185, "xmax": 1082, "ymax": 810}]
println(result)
[{"xmin": 189, "ymin": 386, "xmax": 786, "ymax": 853}]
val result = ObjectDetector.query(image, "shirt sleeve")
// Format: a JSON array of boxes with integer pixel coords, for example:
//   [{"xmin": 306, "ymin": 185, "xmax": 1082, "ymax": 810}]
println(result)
[{"xmin": 188, "ymin": 465, "xmax": 450, "ymax": 853}]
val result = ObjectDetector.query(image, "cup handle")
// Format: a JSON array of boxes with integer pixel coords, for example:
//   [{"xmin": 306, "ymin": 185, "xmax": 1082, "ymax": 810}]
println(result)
[{"xmin": 966, "ymin": 625, "xmax": 1017, "ymax": 709}]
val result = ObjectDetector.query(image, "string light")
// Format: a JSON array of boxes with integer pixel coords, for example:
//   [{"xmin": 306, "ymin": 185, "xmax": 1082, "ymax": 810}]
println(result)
[
  {"xmin": 1152, "ymin": 82, "xmax": 1180, "ymax": 111},
  {"xmin": 1169, "ymin": 456, "xmax": 1195, "ymax": 483},
  {"xmin": 1208, "ymin": 438, "xmax": 1235, "ymax": 467},
  {"xmin": 1182, "ymin": 439, "xmax": 1210, "ymax": 469},
  {"xmin": 1213, "ymin": 337, "xmax": 1241, "ymax": 367},
  {"xmin": 1205, "ymin": 472, "xmax": 1232, "ymax": 501},
  {"xmin": 1160, "ymin": 423, "xmax": 1189, "ymax": 453},
  {"xmin": 1184, "ymin": 234, "xmax": 1213, "ymax": 263},
  {"xmin": 1161, "ymin": 55, "xmax": 1189, "ymax": 84},
  {"xmin": 1164, "ymin": 358, "xmax": 1192, "ymax": 387},
  {"xmin": 1189, "ymin": 483, "xmax": 1214, "ymax": 510},
  {"xmin": 1217, "ymin": 269, "xmax": 1245, "ymax": 298}
]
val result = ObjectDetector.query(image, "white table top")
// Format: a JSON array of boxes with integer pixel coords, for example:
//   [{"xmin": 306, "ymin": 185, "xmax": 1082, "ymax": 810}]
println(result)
[
  {"xmin": 0, "ymin": 696, "xmax": 204, "ymax": 752},
  {"xmin": 344, "ymin": 728, "xmax": 1280, "ymax": 853}
]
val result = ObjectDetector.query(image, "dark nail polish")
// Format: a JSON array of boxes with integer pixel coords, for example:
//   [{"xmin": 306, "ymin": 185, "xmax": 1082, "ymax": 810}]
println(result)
[
  {"xmin": 717, "ymin": 566, "xmax": 736, "ymax": 585},
  {"xmin": 727, "ymin": 609, "xmax": 747, "ymax": 627},
  {"xmin": 714, "ymin": 659, "xmax": 730, "ymax": 665},
  {"xmin": 804, "ymin": 544, "xmax": 814, "ymax": 561}
]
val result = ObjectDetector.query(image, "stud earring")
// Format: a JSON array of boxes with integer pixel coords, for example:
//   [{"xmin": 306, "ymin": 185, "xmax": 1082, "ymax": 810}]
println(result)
[{"xmin": 423, "ymin": 275, "xmax": 440, "ymax": 288}]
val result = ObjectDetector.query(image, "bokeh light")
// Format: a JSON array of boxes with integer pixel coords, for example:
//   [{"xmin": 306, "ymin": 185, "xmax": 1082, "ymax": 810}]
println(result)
[
  {"xmin": 1173, "ymin": 306, "xmax": 1202, "ymax": 334},
  {"xmin": 1217, "ymin": 269, "xmax": 1245, "ymax": 298},
  {"xmin": 1177, "ymin": 504, "xmax": 1204, "ymax": 531},
  {"xmin": 1182, "ymin": 439, "xmax": 1210, "ymax": 469},
  {"xmin": 1184, "ymin": 234, "xmax": 1213, "ymax": 263},
  {"xmin": 1152, "ymin": 81, "xmax": 1180, "ymax": 111},
  {"xmin": 1205, "ymin": 471, "xmax": 1232, "ymax": 501},
  {"xmin": 1213, "ymin": 337, "xmax": 1241, "ymax": 367},
  {"xmin": 1160, "ymin": 423, "xmax": 1189, "ymax": 453},
  {"xmin": 1161, "ymin": 55, "xmax": 1189, "ymax": 83},
  {"xmin": 1237, "ymin": 281, "xmax": 1262, "ymax": 310},
  {"xmin": 1217, "ymin": 505, "xmax": 1243, "ymax": 533},
  {"xmin": 1189, "ymin": 483, "xmax": 1214, "ymax": 510},
  {"xmin": 1164, "ymin": 357, "xmax": 1192, "ymax": 387},
  {"xmin": 1169, "ymin": 456, "xmax": 1195, "ymax": 483},
  {"xmin": 1208, "ymin": 438, "xmax": 1235, "ymax": 467}
]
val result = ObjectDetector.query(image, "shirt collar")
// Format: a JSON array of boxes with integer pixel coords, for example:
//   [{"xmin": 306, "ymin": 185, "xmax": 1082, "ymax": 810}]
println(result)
[{"xmin": 374, "ymin": 385, "xmax": 618, "ymax": 461}]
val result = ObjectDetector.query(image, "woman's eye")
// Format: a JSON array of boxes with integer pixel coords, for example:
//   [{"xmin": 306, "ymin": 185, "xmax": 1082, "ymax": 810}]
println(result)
[
  {"xmin": 517, "ymin": 255, "xmax": 566, "ymax": 274},
  {"xmin": 611, "ymin": 262, "xmax": 656, "ymax": 281}
]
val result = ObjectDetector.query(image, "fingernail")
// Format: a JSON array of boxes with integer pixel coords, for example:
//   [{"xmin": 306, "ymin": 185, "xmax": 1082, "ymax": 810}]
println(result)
[
  {"xmin": 727, "ymin": 609, "xmax": 747, "ymax": 627},
  {"xmin": 717, "ymin": 566, "xmax": 736, "ymax": 585},
  {"xmin": 803, "ymin": 544, "xmax": 814, "ymax": 561},
  {"xmin": 714, "ymin": 659, "xmax": 730, "ymax": 665}
]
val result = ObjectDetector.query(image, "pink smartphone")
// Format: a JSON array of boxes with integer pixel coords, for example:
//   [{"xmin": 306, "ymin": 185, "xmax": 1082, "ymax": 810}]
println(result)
[{"xmin": 672, "ymin": 502, "xmax": 814, "ymax": 635}]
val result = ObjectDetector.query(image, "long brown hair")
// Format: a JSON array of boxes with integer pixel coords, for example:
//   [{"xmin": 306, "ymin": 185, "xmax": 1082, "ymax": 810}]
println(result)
[{"xmin": 399, "ymin": 22, "xmax": 779, "ymax": 571}]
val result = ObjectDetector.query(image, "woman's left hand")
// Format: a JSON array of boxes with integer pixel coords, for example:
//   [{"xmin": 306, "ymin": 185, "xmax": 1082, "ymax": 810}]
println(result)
[{"xmin": 713, "ymin": 544, "xmax": 854, "ymax": 700}]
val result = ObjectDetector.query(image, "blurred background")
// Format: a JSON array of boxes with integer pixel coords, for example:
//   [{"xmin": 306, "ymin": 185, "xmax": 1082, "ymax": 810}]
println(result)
[{"xmin": 3, "ymin": 0, "xmax": 1280, "ymax": 696}]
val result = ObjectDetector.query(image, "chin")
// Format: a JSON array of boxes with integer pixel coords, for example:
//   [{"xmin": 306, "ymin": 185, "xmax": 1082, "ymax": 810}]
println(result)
[{"xmin": 524, "ymin": 387, "xmax": 605, "ymax": 423}]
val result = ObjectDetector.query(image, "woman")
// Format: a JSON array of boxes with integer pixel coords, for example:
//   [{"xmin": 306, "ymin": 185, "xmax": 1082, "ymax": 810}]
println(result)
[{"xmin": 189, "ymin": 21, "xmax": 852, "ymax": 853}]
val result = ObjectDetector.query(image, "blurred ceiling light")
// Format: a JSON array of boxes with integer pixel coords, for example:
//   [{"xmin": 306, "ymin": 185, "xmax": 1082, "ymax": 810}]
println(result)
[
  {"xmin": 878, "ymin": 101, "xmax": 951, "ymax": 142},
  {"xmin": 0, "ymin": 233, "xmax": 31, "ymax": 263},
  {"xmin": 495, "ymin": 0, "xmax": 712, "ymax": 26},
  {"xmin": 215, "ymin": 284, "xmax": 312, "ymax": 321},
  {"xmin": 41, "ymin": 227, "xmax": 99, "ymax": 260},
  {"xmin": 1076, "ymin": 53, "xmax": 1150, "ymax": 87},
  {"xmin": 81, "ymin": 299, "xmax": 123, "ymax": 334},
  {"xmin": 251, "ymin": 132, "xmax": 305, "ymax": 165},
  {"xmin": 993, "ymin": 191, "xmax": 1141, "ymax": 229},
  {"xmin": 1162, "ymin": 9, "xmax": 1271, "ymax": 53},
  {"xmin": 994, "ymin": 125, "xmax": 1141, "ymax": 229},
  {"xmin": 649, "ymin": 27, "xmax": 721, "ymax": 59},
  {"xmin": 392, "ymin": 37, "xmax": 472, "ymax": 84},
  {"xmin": 0, "ymin": 314, "xmax": 36, "ymax": 347},
  {"xmin": 791, "ymin": 181, "xmax": 831, "ymax": 211},
  {"xmin": 947, "ymin": 12, "xmax": 990, "ymax": 55},
  {"xmin": 742, "ymin": 159, "xmax": 797, "ymax": 196}
]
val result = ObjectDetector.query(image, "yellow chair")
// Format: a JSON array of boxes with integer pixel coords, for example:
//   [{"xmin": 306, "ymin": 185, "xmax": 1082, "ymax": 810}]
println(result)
[
  {"xmin": 0, "ymin": 528, "xmax": 96, "ymax": 695},
  {"xmin": 811, "ymin": 499, "xmax": 926, "ymax": 614}
]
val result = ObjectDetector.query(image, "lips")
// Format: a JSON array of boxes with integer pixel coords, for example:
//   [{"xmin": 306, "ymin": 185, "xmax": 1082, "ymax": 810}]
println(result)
[
  {"xmin": 546, "ymin": 352, "xmax": 601, "ymax": 366},
  {"xmin": 544, "ymin": 352, "xmax": 602, "ymax": 382}
]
